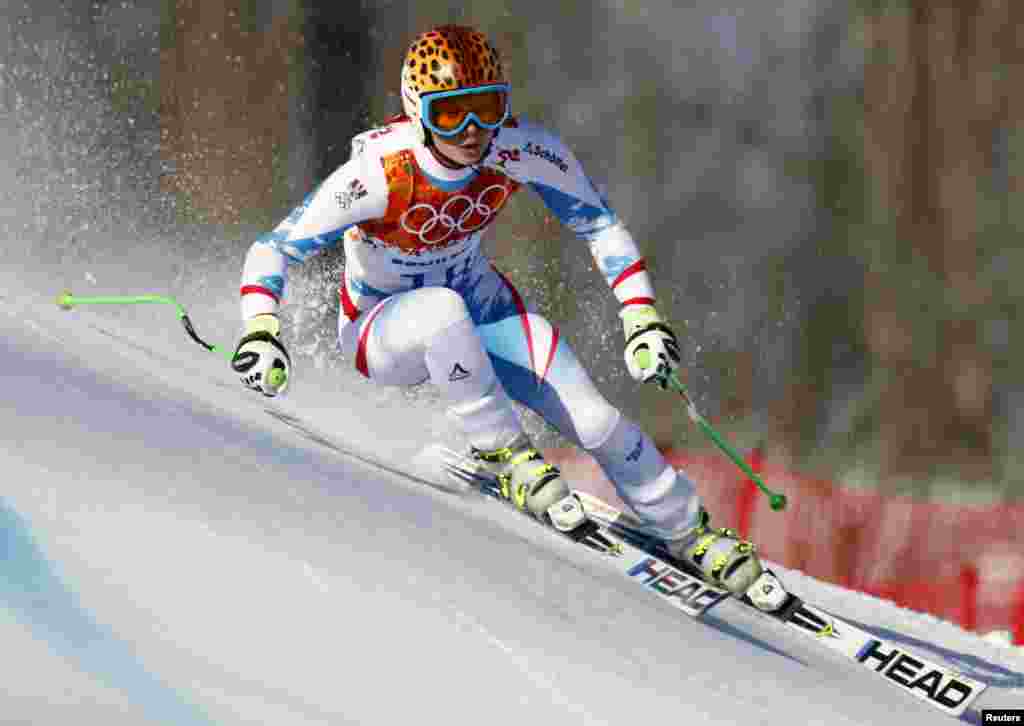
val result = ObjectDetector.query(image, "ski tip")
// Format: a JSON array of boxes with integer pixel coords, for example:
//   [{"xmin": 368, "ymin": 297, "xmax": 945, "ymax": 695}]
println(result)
[{"xmin": 56, "ymin": 291, "xmax": 75, "ymax": 310}]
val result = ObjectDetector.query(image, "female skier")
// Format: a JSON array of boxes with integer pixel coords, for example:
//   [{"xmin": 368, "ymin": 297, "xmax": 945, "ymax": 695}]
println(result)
[{"xmin": 231, "ymin": 24, "xmax": 768, "ymax": 599}]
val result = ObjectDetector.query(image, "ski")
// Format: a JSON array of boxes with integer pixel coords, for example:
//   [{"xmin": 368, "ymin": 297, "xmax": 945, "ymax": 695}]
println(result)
[
  {"xmin": 444, "ymin": 446, "xmax": 987, "ymax": 720},
  {"xmin": 262, "ymin": 410, "xmax": 986, "ymax": 720},
  {"xmin": 572, "ymin": 490, "xmax": 988, "ymax": 720}
]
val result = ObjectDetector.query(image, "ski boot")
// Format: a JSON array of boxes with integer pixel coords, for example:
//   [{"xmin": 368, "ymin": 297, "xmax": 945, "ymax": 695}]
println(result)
[
  {"xmin": 470, "ymin": 433, "xmax": 585, "ymax": 532},
  {"xmin": 665, "ymin": 507, "xmax": 765, "ymax": 598}
]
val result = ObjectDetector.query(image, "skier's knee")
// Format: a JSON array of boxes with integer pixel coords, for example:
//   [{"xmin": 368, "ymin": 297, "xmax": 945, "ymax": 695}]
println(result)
[
  {"xmin": 429, "ymin": 286, "xmax": 471, "ymax": 321},
  {"xmin": 393, "ymin": 287, "xmax": 472, "ymax": 343},
  {"xmin": 422, "ymin": 287, "xmax": 471, "ymax": 334}
]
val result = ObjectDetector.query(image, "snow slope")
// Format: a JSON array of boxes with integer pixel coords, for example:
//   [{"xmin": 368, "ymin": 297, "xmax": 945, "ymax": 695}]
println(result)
[{"xmin": 2, "ymin": 278, "xmax": 1024, "ymax": 726}]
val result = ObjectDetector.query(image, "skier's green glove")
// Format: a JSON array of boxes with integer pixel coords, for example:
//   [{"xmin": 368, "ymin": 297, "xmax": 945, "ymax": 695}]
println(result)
[
  {"xmin": 231, "ymin": 314, "xmax": 291, "ymax": 397},
  {"xmin": 620, "ymin": 304, "xmax": 681, "ymax": 389}
]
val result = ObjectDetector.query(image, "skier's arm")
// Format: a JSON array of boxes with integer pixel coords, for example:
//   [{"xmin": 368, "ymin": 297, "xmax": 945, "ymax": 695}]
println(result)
[
  {"xmin": 586, "ymin": 221, "xmax": 683, "ymax": 387},
  {"xmin": 232, "ymin": 141, "xmax": 385, "ymax": 396},
  {"xmin": 240, "ymin": 148, "xmax": 386, "ymax": 320},
  {"xmin": 518, "ymin": 125, "xmax": 679, "ymax": 385}
]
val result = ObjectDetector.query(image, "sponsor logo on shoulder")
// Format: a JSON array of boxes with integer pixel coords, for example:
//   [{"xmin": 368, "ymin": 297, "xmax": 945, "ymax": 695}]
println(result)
[
  {"xmin": 496, "ymin": 148, "xmax": 521, "ymax": 169},
  {"xmin": 625, "ymin": 437, "xmax": 644, "ymax": 463},
  {"xmin": 336, "ymin": 179, "xmax": 368, "ymax": 210},
  {"xmin": 523, "ymin": 141, "xmax": 569, "ymax": 173}
]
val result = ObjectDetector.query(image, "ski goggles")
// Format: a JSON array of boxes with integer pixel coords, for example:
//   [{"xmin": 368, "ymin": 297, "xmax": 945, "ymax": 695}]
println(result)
[{"xmin": 420, "ymin": 83, "xmax": 511, "ymax": 138}]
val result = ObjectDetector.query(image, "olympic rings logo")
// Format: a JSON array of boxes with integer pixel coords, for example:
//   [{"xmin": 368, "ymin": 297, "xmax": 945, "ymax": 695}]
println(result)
[{"xmin": 400, "ymin": 184, "xmax": 510, "ymax": 245}]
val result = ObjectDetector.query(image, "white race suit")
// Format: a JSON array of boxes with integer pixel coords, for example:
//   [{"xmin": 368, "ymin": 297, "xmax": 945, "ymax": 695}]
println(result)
[{"xmin": 239, "ymin": 115, "xmax": 702, "ymax": 537}]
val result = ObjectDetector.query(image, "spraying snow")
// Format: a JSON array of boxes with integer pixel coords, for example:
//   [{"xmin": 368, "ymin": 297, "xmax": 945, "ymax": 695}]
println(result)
[{"xmin": 2, "ymin": 273, "xmax": 1022, "ymax": 725}]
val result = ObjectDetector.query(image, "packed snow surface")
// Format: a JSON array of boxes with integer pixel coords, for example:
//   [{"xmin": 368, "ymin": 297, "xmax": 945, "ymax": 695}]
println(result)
[{"xmin": 2, "ymin": 277, "xmax": 1024, "ymax": 726}]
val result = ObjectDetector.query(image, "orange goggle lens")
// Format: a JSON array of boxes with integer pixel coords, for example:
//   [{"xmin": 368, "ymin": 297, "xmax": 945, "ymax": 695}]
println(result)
[{"xmin": 428, "ymin": 90, "xmax": 508, "ymax": 132}]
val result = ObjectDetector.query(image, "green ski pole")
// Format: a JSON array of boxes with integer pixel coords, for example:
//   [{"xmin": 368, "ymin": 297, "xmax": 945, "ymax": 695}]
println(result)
[
  {"xmin": 54, "ymin": 290, "xmax": 287, "ymax": 391},
  {"xmin": 637, "ymin": 350, "xmax": 786, "ymax": 511}
]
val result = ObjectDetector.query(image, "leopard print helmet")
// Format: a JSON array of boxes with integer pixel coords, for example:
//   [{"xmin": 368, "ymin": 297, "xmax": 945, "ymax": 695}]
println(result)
[{"xmin": 400, "ymin": 25, "xmax": 508, "ymax": 143}]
